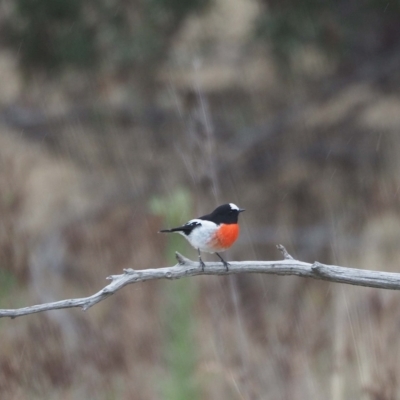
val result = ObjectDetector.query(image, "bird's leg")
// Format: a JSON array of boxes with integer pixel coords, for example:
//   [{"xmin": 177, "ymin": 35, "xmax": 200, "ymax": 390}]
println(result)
[
  {"xmin": 215, "ymin": 253, "xmax": 230, "ymax": 271},
  {"xmin": 198, "ymin": 249, "xmax": 206, "ymax": 272}
]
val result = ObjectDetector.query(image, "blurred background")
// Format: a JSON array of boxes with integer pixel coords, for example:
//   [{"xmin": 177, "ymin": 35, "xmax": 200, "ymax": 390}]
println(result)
[{"xmin": 0, "ymin": 0, "xmax": 400, "ymax": 399}]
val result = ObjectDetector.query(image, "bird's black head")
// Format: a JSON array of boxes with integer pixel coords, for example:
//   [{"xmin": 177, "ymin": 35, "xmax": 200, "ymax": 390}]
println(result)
[{"xmin": 200, "ymin": 203, "xmax": 245, "ymax": 225}]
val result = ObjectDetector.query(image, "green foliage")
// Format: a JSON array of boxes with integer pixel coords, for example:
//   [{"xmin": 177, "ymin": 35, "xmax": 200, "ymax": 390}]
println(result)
[
  {"xmin": 150, "ymin": 0, "xmax": 206, "ymax": 18},
  {"xmin": 150, "ymin": 188, "xmax": 192, "ymax": 241},
  {"xmin": 8, "ymin": 0, "xmax": 96, "ymax": 72},
  {"xmin": 150, "ymin": 188, "xmax": 200, "ymax": 400},
  {"xmin": 255, "ymin": 0, "xmax": 400, "ymax": 69},
  {"xmin": 0, "ymin": 269, "xmax": 17, "ymax": 308},
  {"xmin": 163, "ymin": 278, "xmax": 200, "ymax": 400},
  {"xmin": 4, "ymin": 0, "xmax": 210, "ymax": 75}
]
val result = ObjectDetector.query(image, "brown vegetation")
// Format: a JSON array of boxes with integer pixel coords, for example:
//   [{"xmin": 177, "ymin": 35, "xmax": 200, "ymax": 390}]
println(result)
[{"xmin": 1, "ymin": 2, "xmax": 400, "ymax": 399}]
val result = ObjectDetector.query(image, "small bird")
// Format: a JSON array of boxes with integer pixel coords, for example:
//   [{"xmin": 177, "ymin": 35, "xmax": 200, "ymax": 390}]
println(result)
[{"xmin": 159, "ymin": 203, "xmax": 245, "ymax": 271}]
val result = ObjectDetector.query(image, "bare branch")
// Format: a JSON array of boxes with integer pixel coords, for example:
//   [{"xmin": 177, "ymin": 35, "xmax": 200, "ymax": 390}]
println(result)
[{"xmin": 1, "ymin": 248, "xmax": 400, "ymax": 319}]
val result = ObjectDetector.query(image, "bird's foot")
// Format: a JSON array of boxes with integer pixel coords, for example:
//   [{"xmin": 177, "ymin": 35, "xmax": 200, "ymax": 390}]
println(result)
[
  {"xmin": 197, "ymin": 249, "xmax": 206, "ymax": 272},
  {"xmin": 222, "ymin": 260, "xmax": 230, "ymax": 272},
  {"xmin": 216, "ymin": 252, "xmax": 230, "ymax": 272}
]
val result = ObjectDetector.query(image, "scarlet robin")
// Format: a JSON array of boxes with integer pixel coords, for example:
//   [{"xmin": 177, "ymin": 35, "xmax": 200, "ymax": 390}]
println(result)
[{"xmin": 159, "ymin": 203, "xmax": 245, "ymax": 271}]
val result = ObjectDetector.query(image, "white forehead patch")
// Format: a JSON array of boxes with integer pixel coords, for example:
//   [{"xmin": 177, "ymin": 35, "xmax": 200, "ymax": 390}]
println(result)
[{"xmin": 229, "ymin": 203, "xmax": 240, "ymax": 211}]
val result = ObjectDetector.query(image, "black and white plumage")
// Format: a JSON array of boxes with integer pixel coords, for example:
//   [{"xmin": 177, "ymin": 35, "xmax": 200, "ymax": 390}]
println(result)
[{"xmin": 159, "ymin": 203, "xmax": 245, "ymax": 271}]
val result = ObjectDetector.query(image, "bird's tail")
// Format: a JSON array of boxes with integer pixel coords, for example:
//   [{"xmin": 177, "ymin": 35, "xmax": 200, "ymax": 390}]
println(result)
[{"xmin": 159, "ymin": 226, "xmax": 187, "ymax": 233}]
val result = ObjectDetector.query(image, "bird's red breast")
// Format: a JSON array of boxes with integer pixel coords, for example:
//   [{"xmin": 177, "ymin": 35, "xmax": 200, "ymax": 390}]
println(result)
[{"xmin": 215, "ymin": 223, "xmax": 240, "ymax": 249}]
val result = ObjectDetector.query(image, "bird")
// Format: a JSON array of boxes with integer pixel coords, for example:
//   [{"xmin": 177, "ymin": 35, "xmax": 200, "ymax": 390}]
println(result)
[{"xmin": 159, "ymin": 203, "xmax": 245, "ymax": 271}]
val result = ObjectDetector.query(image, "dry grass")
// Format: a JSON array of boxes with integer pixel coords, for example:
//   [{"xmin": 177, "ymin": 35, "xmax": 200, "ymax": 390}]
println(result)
[{"xmin": 1, "ymin": 52, "xmax": 400, "ymax": 400}]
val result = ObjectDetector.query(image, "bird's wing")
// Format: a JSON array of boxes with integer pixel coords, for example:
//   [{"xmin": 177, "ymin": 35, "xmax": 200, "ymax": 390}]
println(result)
[{"xmin": 159, "ymin": 220, "xmax": 201, "ymax": 234}]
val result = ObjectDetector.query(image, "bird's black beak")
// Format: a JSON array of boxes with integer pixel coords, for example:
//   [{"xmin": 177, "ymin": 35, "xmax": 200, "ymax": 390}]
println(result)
[{"xmin": 238, "ymin": 208, "xmax": 245, "ymax": 213}]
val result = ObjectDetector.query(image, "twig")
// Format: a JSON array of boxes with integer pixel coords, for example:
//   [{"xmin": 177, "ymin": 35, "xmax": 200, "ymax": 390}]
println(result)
[
  {"xmin": 276, "ymin": 244, "xmax": 294, "ymax": 260},
  {"xmin": 1, "ymin": 245, "xmax": 400, "ymax": 319}
]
